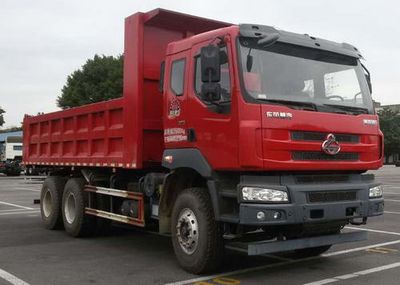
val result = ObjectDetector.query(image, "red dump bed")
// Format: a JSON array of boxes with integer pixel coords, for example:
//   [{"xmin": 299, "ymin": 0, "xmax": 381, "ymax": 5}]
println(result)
[{"xmin": 23, "ymin": 9, "xmax": 229, "ymax": 169}]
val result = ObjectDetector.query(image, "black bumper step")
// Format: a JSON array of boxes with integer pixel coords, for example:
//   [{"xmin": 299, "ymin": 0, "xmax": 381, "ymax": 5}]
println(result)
[{"xmin": 225, "ymin": 231, "xmax": 367, "ymax": 256}]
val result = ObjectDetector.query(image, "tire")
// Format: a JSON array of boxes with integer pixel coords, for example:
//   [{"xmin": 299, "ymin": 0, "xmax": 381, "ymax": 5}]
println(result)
[
  {"xmin": 62, "ymin": 178, "xmax": 96, "ymax": 237},
  {"xmin": 171, "ymin": 187, "xmax": 224, "ymax": 274},
  {"xmin": 40, "ymin": 176, "xmax": 67, "ymax": 230},
  {"xmin": 26, "ymin": 167, "xmax": 37, "ymax": 176},
  {"xmin": 294, "ymin": 245, "xmax": 332, "ymax": 258},
  {"xmin": 6, "ymin": 171, "xmax": 20, "ymax": 176}
]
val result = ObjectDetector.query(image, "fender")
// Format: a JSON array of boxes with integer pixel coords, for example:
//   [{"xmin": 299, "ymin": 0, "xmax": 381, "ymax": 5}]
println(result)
[
  {"xmin": 162, "ymin": 148, "xmax": 213, "ymax": 178},
  {"xmin": 161, "ymin": 148, "xmax": 222, "ymax": 221}
]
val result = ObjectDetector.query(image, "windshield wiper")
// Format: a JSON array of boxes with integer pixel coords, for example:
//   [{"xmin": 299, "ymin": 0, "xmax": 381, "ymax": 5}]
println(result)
[
  {"xmin": 322, "ymin": 104, "xmax": 369, "ymax": 115},
  {"xmin": 256, "ymin": 98, "xmax": 318, "ymax": 111}
]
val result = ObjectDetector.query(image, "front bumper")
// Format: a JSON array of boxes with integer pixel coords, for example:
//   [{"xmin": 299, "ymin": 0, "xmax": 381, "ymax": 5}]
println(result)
[
  {"xmin": 227, "ymin": 231, "xmax": 368, "ymax": 255},
  {"xmin": 238, "ymin": 173, "xmax": 384, "ymax": 225}
]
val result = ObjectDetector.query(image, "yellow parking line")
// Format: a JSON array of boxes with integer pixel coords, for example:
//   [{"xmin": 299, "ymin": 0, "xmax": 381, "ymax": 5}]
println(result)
[
  {"xmin": 366, "ymin": 248, "xmax": 390, "ymax": 254},
  {"xmin": 375, "ymin": 247, "xmax": 398, "ymax": 252},
  {"xmin": 366, "ymin": 247, "xmax": 398, "ymax": 254}
]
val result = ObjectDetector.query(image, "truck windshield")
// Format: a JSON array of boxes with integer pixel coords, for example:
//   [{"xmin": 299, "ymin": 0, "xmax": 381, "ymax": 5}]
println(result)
[{"xmin": 238, "ymin": 38, "xmax": 374, "ymax": 114}]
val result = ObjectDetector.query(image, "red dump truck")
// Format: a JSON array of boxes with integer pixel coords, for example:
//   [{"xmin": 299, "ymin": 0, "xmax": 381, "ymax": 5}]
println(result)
[{"xmin": 23, "ymin": 9, "xmax": 384, "ymax": 273}]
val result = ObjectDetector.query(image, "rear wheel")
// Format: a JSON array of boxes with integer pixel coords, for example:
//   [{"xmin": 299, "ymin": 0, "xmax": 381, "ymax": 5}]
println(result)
[
  {"xmin": 26, "ymin": 166, "xmax": 39, "ymax": 176},
  {"xmin": 171, "ymin": 187, "xmax": 224, "ymax": 274},
  {"xmin": 62, "ymin": 178, "xmax": 96, "ymax": 237},
  {"xmin": 8, "ymin": 170, "xmax": 21, "ymax": 176},
  {"xmin": 40, "ymin": 176, "xmax": 67, "ymax": 229}
]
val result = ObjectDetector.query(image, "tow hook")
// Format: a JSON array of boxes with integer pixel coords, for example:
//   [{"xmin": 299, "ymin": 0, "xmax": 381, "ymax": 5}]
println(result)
[{"xmin": 350, "ymin": 217, "xmax": 367, "ymax": 225}]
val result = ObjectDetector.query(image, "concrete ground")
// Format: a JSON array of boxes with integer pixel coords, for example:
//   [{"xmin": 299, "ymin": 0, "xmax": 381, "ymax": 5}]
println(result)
[{"xmin": 0, "ymin": 166, "xmax": 399, "ymax": 285}]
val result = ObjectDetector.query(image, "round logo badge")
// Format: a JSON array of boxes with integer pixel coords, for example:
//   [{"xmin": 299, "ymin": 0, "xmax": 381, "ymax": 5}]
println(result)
[{"xmin": 321, "ymin": 133, "xmax": 341, "ymax": 155}]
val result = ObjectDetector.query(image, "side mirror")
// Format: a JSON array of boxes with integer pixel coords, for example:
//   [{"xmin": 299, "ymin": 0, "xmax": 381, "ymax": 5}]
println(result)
[
  {"xmin": 200, "ymin": 44, "xmax": 221, "ymax": 102},
  {"xmin": 201, "ymin": 45, "xmax": 220, "ymax": 83},
  {"xmin": 201, "ymin": 83, "xmax": 221, "ymax": 102},
  {"xmin": 246, "ymin": 54, "xmax": 253, "ymax": 72}
]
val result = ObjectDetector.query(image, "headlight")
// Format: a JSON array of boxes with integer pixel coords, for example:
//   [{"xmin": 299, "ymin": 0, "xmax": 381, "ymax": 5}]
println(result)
[
  {"xmin": 369, "ymin": 185, "xmax": 383, "ymax": 198},
  {"xmin": 242, "ymin": 187, "xmax": 289, "ymax": 202}
]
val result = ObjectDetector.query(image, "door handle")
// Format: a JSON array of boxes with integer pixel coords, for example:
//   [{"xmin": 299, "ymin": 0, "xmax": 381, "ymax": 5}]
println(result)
[{"xmin": 187, "ymin": 128, "xmax": 196, "ymax": 142}]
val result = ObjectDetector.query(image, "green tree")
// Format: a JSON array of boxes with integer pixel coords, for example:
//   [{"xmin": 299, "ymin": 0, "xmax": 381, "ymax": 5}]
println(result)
[
  {"xmin": 0, "ymin": 126, "xmax": 22, "ymax": 134},
  {"xmin": 57, "ymin": 54, "xmax": 123, "ymax": 109},
  {"xmin": 0, "ymin": 107, "xmax": 5, "ymax": 127},
  {"xmin": 378, "ymin": 108, "xmax": 400, "ymax": 158}
]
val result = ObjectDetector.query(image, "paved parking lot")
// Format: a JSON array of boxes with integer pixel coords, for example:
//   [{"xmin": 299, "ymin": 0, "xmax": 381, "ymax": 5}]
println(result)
[{"xmin": 0, "ymin": 166, "xmax": 399, "ymax": 285}]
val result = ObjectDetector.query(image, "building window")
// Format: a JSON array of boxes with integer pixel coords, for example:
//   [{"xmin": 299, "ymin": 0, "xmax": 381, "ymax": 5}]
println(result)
[{"xmin": 13, "ymin": 145, "xmax": 22, "ymax": 151}]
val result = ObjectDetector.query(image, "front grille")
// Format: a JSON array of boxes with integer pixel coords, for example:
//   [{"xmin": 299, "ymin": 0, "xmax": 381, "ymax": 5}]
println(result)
[
  {"xmin": 292, "ymin": 151, "xmax": 359, "ymax": 161},
  {"xmin": 292, "ymin": 131, "xmax": 359, "ymax": 143},
  {"xmin": 308, "ymin": 191, "xmax": 357, "ymax": 203},
  {"xmin": 296, "ymin": 175, "xmax": 349, "ymax": 184}
]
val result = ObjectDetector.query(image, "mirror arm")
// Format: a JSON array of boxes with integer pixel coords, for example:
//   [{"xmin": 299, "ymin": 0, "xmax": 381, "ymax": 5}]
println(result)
[
  {"xmin": 360, "ymin": 63, "xmax": 370, "ymax": 77},
  {"xmin": 210, "ymin": 35, "xmax": 225, "ymax": 46},
  {"xmin": 360, "ymin": 63, "xmax": 372, "ymax": 93}
]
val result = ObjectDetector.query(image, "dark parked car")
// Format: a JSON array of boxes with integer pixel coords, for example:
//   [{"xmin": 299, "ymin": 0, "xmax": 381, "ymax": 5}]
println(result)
[{"xmin": 0, "ymin": 160, "xmax": 21, "ymax": 176}]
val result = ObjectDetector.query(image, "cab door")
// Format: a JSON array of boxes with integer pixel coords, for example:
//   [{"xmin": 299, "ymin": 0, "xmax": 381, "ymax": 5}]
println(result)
[
  {"xmin": 163, "ymin": 51, "xmax": 190, "ymax": 148},
  {"xmin": 186, "ymin": 38, "xmax": 239, "ymax": 169}
]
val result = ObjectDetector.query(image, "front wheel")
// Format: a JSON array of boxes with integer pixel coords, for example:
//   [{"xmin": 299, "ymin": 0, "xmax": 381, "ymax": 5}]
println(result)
[{"xmin": 171, "ymin": 187, "xmax": 223, "ymax": 274}]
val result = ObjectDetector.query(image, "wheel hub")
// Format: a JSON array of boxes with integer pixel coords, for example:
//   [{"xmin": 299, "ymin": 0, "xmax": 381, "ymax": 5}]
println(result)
[
  {"xmin": 42, "ymin": 189, "xmax": 52, "ymax": 218},
  {"xmin": 65, "ymin": 192, "xmax": 77, "ymax": 224},
  {"xmin": 176, "ymin": 208, "xmax": 199, "ymax": 255}
]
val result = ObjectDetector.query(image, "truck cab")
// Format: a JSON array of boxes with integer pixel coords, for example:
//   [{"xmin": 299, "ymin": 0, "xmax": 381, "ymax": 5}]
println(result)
[
  {"xmin": 0, "ymin": 136, "xmax": 22, "ymax": 176},
  {"xmin": 159, "ymin": 22, "xmax": 383, "ymax": 269}
]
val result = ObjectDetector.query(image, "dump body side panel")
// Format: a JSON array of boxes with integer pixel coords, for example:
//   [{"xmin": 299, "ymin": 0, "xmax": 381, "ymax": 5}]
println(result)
[{"xmin": 23, "ymin": 99, "xmax": 127, "ymax": 167}]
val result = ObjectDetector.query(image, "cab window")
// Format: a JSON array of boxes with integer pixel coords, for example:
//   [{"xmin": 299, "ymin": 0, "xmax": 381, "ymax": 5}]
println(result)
[{"xmin": 170, "ymin": 59, "xmax": 185, "ymax": 96}]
